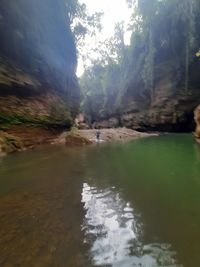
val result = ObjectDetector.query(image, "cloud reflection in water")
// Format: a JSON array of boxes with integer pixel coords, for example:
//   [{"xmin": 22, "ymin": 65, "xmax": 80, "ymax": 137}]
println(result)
[{"xmin": 81, "ymin": 183, "xmax": 183, "ymax": 267}]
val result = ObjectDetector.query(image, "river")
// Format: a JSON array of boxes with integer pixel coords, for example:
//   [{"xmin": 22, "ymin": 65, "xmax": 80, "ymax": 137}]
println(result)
[{"xmin": 0, "ymin": 134, "xmax": 200, "ymax": 267}]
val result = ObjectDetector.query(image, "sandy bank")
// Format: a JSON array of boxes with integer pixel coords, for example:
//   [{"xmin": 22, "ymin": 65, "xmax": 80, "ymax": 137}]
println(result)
[
  {"xmin": 0, "ymin": 127, "xmax": 158, "ymax": 156},
  {"xmin": 56, "ymin": 127, "xmax": 158, "ymax": 146}
]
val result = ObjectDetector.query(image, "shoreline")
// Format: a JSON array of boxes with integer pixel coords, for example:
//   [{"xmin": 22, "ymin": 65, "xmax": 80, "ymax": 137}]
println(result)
[
  {"xmin": 0, "ymin": 127, "xmax": 158, "ymax": 156},
  {"xmin": 0, "ymin": 126, "xmax": 62, "ymax": 157},
  {"xmin": 0, "ymin": 126, "xmax": 195, "ymax": 156},
  {"xmin": 62, "ymin": 127, "xmax": 159, "ymax": 146}
]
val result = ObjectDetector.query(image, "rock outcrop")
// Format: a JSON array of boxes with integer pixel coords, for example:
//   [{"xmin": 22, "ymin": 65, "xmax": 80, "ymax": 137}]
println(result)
[
  {"xmin": 92, "ymin": 117, "xmax": 119, "ymax": 129},
  {"xmin": 118, "ymin": 60, "xmax": 200, "ymax": 132},
  {"xmin": 194, "ymin": 105, "xmax": 200, "ymax": 138},
  {"xmin": 120, "ymin": 94, "xmax": 198, "ymax": 132},
  {"xmin": 91, "ymin": 60, "xmax": 200, "ymax": 132},
  {"xmin": 0, "ymin": 0, "xmax": 80, "ymax": 152},
  {"xmin": 0, "ymin": 131, "xmax": 23, "ymax": 156},
  {"xmin": 75, "ymin": 113, "xmax": 89, "ymax": 129}
]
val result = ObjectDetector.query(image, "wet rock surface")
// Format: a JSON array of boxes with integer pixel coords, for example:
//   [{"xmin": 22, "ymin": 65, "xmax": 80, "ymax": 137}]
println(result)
[{"xmin": 194, "ymin": 105, "xmax": 200, "ymax": 138}]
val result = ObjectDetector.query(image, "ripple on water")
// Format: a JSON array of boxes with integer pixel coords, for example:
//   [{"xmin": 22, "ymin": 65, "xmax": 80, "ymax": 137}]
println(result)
[{"xmin": 81, "ymin": 182, "xmax": 183, "ymax": 267}]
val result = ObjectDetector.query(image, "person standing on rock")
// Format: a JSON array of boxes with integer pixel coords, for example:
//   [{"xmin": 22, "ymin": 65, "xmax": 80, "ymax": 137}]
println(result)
[{"xmin": 96, "ymin": 129, "xmax": 101, "ymax": 142}]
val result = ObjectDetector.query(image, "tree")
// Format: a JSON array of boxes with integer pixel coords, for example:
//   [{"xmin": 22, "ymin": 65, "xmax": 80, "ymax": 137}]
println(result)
[
  {"xmin": 178, "ymin": 0, "xmax": 197, "ymax": 93},
  {"xmin": 79, "ymin": 21, "xmax": 132, "ymax": 120},
  {"xmin": 65, "ymin": 0, "xmax": 103, "ymax": 53},
  {"xmin": 79, "ymin": 0, "xmax": 200, "ymax": 121}
]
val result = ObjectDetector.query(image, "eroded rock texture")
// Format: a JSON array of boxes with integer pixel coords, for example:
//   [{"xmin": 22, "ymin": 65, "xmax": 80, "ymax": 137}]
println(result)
[{"xmin": 194, "ymin": 105, "xmax": 200, "ymax": 138}]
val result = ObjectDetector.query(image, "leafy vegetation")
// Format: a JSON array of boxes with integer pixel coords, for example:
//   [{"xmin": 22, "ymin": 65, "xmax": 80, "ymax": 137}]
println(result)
[
  {"xmin": 80, "ymin": 0, "xmax": 200, "ymax": 123},
  {"xmin": 66, "ymin": 0, "xmax": 103, "ymax": 50}
]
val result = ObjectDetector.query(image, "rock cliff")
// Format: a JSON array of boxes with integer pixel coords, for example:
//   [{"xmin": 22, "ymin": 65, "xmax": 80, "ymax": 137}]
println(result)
[
  {"xmin": 93, "ymin": 60, "xmax": 200, "ymax": 132},
  {"xmin": 0, "ymin": 0, "xmax": 80, "ymax": 152},
  {"xmin": 194, "ymin": 105, "xmax": 200, "ymax": 138}
]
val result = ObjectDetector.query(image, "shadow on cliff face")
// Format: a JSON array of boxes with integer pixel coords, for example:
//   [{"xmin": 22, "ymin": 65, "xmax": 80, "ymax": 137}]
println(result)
[
  {"xmin": 0, "ymin": 0, "xmax": 81, "ymax": 141},
  {"xmin": 0, "ymin": 0, "xmax": 77, "ymax": 86}
]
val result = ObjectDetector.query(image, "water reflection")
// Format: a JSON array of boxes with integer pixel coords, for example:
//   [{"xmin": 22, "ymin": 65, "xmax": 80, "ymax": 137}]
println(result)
[{"xmin": 81, "ymin": 183, "xmax": 183, "ymax": 267}]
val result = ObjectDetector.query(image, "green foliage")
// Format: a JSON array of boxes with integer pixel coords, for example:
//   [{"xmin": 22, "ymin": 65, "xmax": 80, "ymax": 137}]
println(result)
[
  {"xmin": 80, "ymin": 0, "xmax": 200, "ymax": 121},
  {"xmin": 80, "ymin": 22, "xmax": 132, "ymax": 121},
  {"xmin": 0, "ymin": 111, "xmax": 62, "ymax": 128},
  {"xmin": 0, "ymin": 113, "xmax": 28, "ymax": 125},
  {"xmin": 66, "ymin": 0, "xmax": 103, "ymax": 53}
]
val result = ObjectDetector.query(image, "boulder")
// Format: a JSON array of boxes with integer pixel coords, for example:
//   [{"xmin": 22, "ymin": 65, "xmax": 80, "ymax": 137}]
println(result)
[
  {"xmin": 0, "ymin": 131, "xmax": 23, "ymax": 155},
  {"xmin": 65, "ymin": 132, "xmax": 92, "ymax": 146},
  {"xmin": 194, "ymin": 105, "xmax": 200, "ymax": 138},
  {"xmin": 75, "ymin": 113, "xmax": 89, "ymax": 129}
]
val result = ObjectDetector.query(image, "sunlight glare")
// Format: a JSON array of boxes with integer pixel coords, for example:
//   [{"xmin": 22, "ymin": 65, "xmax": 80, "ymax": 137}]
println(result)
[{"xmin": 77, "ymin": 0, "xmax": 132, "ymax": 77}]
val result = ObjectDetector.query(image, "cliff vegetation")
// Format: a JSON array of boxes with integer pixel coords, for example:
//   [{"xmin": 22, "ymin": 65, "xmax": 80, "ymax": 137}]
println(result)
[{"xmin": 80, "ymin": 0, "xmax": 200, "ymax": 132}]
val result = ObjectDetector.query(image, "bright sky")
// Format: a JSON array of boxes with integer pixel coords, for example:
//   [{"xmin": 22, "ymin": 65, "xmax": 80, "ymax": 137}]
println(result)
[{"xmin": 77, "ymin": 0, "xmax": 132, "ymax": 77}]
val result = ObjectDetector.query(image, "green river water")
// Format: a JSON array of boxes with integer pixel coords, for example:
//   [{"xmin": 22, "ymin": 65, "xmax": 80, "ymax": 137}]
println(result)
[{"xmin": 0, "ymin": 134, "xmax": 200, "ymax": 267}]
